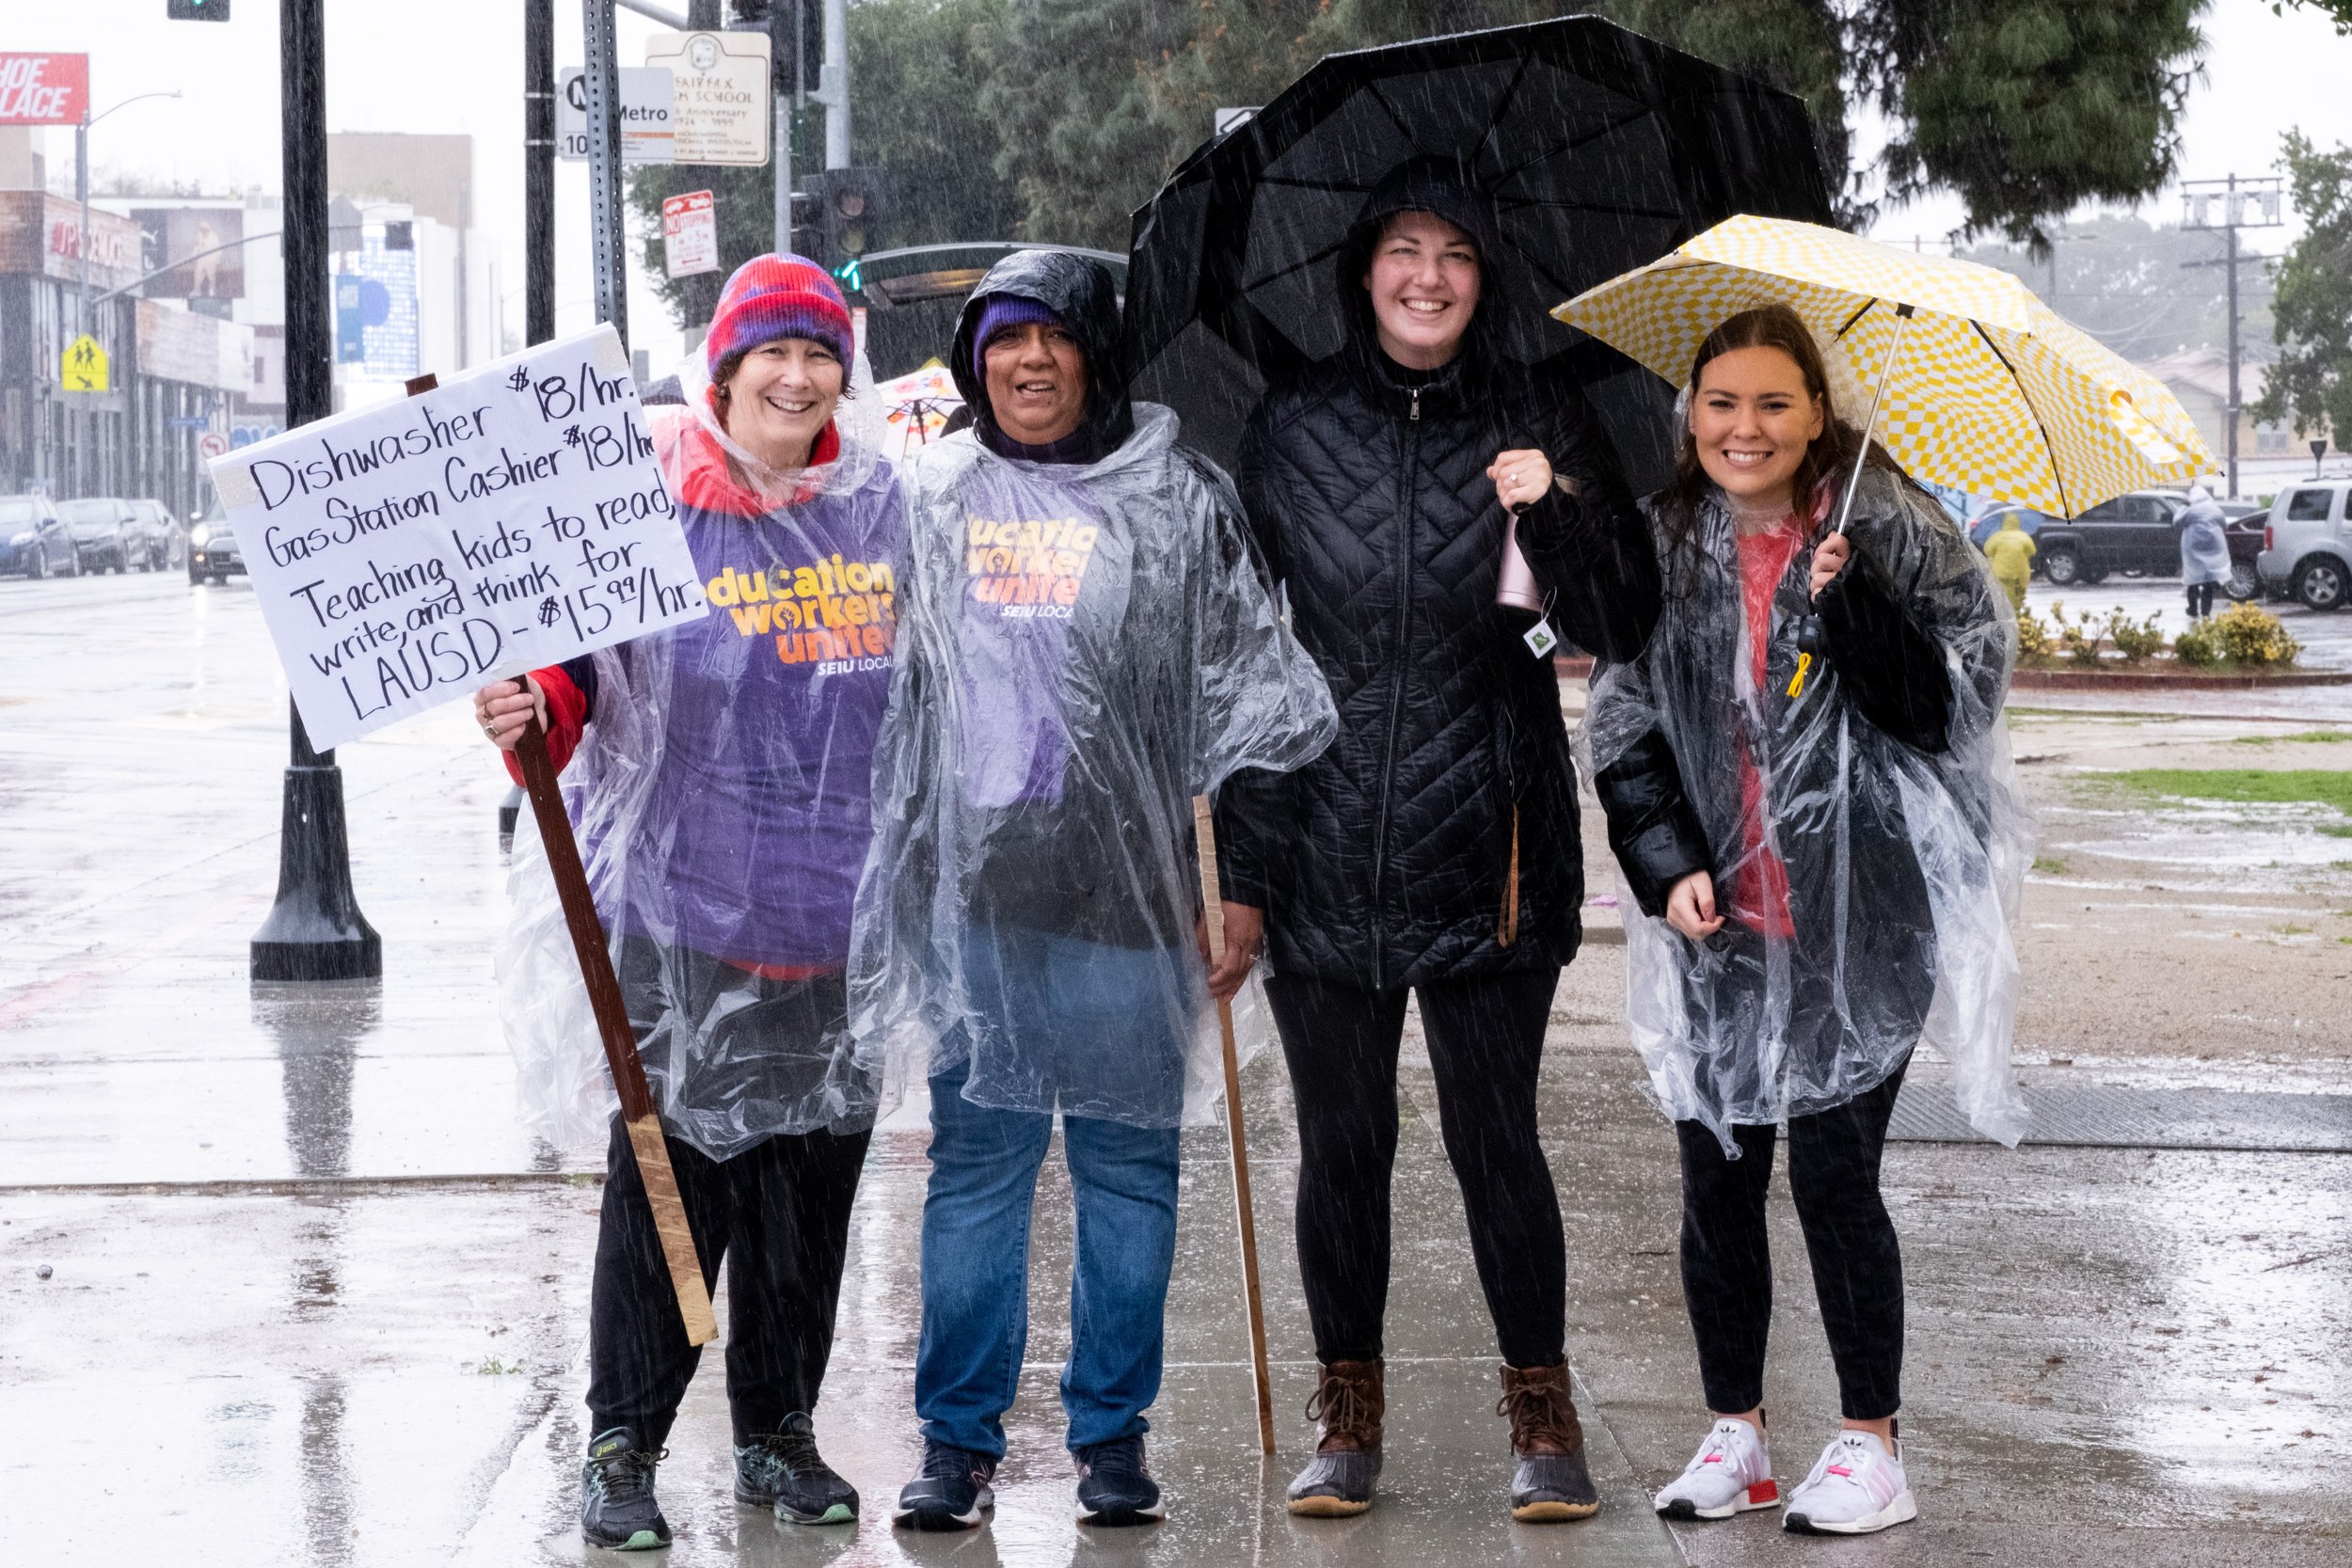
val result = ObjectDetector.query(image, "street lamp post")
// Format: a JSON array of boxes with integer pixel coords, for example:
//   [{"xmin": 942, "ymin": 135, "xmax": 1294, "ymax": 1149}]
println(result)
[{"xmin": 252, "ymin": 0, "xmax": 380, "ymax": 983}]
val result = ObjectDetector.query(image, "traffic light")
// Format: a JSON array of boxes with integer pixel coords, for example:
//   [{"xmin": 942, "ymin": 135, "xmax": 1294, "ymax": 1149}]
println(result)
[
  {"xmin": 801, "ymin": 168, "xmax": 887, "ymax": 278},
  {"xmin": 167, "ymin": 0, "xmax": 230, "ymax": 18},
  {"xmin": 733, "ymin": 0, "xmax": 823, "ymax": 96}
]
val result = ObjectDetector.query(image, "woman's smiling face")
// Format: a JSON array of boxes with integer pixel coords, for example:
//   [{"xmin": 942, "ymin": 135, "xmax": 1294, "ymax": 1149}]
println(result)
[
  {"xmin": 1689, "ymin": 344, "xmax": 1825, "ymax": 513},
  {"xmin": 1362, "ymin": 210, "xmax": 1482, "ymax": 371},
  {"xmin": 721, "ymin": 337, "xmax": 845, "ymax": 467}
]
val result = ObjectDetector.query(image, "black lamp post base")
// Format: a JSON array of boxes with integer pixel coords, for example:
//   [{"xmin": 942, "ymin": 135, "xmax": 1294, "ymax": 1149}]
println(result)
[{"xmin": 250, "ymin": 756, "xmax": 383, "ymax": 983}]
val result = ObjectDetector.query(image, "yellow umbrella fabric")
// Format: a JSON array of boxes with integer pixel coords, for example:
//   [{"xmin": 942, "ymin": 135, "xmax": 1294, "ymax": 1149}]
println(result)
[{"xmin": 1552, "ymin": 215, "xmax": 2214, "ymax": 518}]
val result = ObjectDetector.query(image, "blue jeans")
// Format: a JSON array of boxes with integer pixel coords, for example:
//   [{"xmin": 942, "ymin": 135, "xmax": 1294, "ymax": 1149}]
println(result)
[{"xmin": 914, "ymin": 1062, "xmax": 1182, "ymax": 1458}]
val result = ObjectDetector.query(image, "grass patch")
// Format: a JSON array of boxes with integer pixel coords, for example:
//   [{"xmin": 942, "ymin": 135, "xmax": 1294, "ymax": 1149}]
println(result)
[
  {"xmin": 2236, "ymin": 731, "xmax": 2351, "ymax": 746},
  {"xmin": 2322, "ymin": 824, "xmax": 2352, "ymax": 839},
  {"xmin": 2031, "ymin": 855, "xmax": 2070, "ymax": 876},
  {"xmin": 2108, "ymin": 769, "xmax": 2352, "ymax": 816}
]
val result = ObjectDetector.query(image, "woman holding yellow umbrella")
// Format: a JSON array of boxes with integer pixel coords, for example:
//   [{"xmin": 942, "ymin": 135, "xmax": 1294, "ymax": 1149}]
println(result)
[{"xmin": 1554, "ymin": 216, "xmax": 2209, "ymax": 1538}]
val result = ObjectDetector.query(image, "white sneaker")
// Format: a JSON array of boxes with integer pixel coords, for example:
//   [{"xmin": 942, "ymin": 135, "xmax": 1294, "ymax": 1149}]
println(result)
[
  {"xmin": 1783, "ymin": 1431, "xmax": 1915, "ymax": 1535},
  {"xmin": 1651, "ymin": 1418, "xmax": 1779, "ymax": 1520}
]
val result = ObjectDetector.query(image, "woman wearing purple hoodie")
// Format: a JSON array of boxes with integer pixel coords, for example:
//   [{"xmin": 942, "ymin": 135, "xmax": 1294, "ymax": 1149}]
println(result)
[{"xmin": 474, "ymin": 256, "xmax": 899, "ymax": 1549}]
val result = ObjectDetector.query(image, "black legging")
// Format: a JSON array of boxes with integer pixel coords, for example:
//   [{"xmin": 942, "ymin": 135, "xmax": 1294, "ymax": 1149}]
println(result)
[
  {"xmin": 586, "ymin": 1113, "xmax": 871, "ymax": 1449},
  {"xmin": 1674, "ymin": 1057, "xmax": 1911, "ymax": 1421},
  {"xmin": 2186, "ymin": 581, "xmax": 2217, "ymax": 619},
  {"xmin": 1265, "ymin": 968, "xmax": 1565, "ymax": 1369}
]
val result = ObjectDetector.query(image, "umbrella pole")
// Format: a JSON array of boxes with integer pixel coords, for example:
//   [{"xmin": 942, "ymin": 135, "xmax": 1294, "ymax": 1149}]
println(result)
[
  {"xmin": 1192, "ymin": 795, "xmax": 1279, "ymax": 1457},
  {"xmin": 1831, "ymin": 302, "xmax": 1916, "ymax": 535}
]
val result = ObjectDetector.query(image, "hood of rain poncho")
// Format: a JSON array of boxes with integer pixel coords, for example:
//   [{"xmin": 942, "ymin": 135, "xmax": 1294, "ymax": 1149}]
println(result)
[
  {"xmin": 949, "ymin": 248, "xmax": 1136, "ymax": 464},
  {"xmin": 2179, "ymin": 486, "xmax": 2232, "ymax": 585},
  {"xmin": 1583, "ymin": 467, "xmax": 2032, "ymax": 1153},
  {"xmin": 848, "ymin": 251, "xmax": 1340, "ymax": 1129},
  {"xmin": 495, "ymin": 331, "xmax": 903, "ymax": 1158}
]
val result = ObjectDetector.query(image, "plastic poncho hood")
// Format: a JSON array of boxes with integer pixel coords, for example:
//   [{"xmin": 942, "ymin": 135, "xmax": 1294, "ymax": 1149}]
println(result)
[
  {"xmin": 950, "ymin": 248, "xmax": 1135, "ymax": 460},
  {"xmin": 496, "ymin": 336, "xmax": 904, "ymax": 1158},
  {"xmin": 849, "ymin": 254, "xmax": 1340, "ymax": 1128},
  {"xmin": 1585, "ymin": 469, "xmax": 2033, "ymax": 1151}
]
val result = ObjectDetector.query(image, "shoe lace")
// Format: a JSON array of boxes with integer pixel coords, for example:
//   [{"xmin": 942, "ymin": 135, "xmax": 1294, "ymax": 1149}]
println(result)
[
  {"xmin": 921, "ymin": 1441, "xmax": 990, "ymax": 1483},
  {"xmin": 1304, "ymin": 1372, "xmax": 1376, "ymax": 1442},
  {"xmin": 591, "ymin": 1444, "xmax": 663, "ymax": 1502},
  {"xmin": 1497, "ymin": 1378, "xmax": 1577, "ymax": 1451},
  {"xmin": 748, "ymin": 1427, "xmax": 824, "ymax": 1478}
]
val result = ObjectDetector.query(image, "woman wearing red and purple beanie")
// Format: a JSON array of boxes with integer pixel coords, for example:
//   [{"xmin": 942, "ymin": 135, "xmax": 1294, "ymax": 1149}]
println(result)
[{"xmin": 476, "ymin": 255, "xmax": 900, "ymax": 1550}]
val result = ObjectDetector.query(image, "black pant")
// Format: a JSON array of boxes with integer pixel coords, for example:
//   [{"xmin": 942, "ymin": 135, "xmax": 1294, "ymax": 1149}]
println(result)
[
  {"xmin": 585, "ymin": 1114, "xmax": 871, "ymax": 1449},
  {"xmin": 1674, "ymin": 1058, "xmax": 1910, "ymax": 1421},
  {"xmin": 1265, "ymin": 968, "xmax": 1565, "ymax": 1369},
  {"xmin": 2186, "ymin": 581, "xmax": 2217, "ymax": 619}
]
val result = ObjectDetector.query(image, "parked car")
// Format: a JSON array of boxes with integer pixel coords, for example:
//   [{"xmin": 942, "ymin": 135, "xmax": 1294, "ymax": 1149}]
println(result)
[
  {"xmin": 126, "ymin": 499, "xmax": 183, "ymax": 569},
  {"xmin": 186, "ymin": 499, "xmax": 245, "ymax": 584},
  {"xmin": 53, "ymin": 498, "xmax": 137, "ymax": 574},
  {"xmin": 2255, "ymin": 480, "xmax": 2352, "ymax": 611},
  {"xmin": 2016, "ymin": 488, "xmax": 2262, "ymax": 596},
  {"xmin": 0, "ymin": 494, "xmax": 79, "ymax": 578}
]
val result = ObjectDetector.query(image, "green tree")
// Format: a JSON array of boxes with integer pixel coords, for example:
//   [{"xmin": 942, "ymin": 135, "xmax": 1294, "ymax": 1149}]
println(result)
[{"xmin": 2252, "ymin": 133, "xmax": 2352, "ymax": 450}]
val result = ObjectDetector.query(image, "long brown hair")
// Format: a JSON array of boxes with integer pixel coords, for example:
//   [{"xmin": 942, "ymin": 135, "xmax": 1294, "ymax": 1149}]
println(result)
[{"xmin": 1654, "ymin": 303, "xmax": 1904, "ymax": 576}]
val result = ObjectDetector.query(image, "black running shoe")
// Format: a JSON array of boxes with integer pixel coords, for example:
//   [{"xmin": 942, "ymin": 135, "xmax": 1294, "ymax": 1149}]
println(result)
[
  {"xmin": 893, "ymin": 1438, "xmax": 996, "ymax": 1532},
  {"xmin": 580, "ymin": 1426, "xmax": 671, "ymax": 1551},
  {"xmin": 736, "ymin": 1413, "xmax": 859, "ymax": 1526},
  {"xmin": 1074, "ymin": 1435, "xmax": 1165, "ymax": 1527}
]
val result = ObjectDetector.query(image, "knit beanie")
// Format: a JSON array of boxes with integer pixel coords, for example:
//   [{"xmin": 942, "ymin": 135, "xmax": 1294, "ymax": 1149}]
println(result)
[
  {"xmin": 707, "ymin": 254, "xmax": 853, "ymax": 379},
  {"xmin": 969, "ymin": 293, "xmax": 1065, "ymax": 382}
]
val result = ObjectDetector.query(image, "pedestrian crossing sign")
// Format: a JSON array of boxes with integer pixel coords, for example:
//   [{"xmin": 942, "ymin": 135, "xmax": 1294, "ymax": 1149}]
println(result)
[{"xmin": 60, "ymin": 334, "xmax": 107, "ymax": 392}]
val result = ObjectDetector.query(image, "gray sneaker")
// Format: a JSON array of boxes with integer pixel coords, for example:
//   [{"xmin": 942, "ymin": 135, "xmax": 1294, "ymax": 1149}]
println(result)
[
  {"xmin": 580, "ymin": 1426, "xmax": 671, "ymax": 1551},
  {"xmin": 735, "ymin": 1413, "xmax": 858, "ymax": 1526}
]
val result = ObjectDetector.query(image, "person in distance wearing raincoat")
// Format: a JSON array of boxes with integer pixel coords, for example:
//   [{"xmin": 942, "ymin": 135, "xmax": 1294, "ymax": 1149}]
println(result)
[
  {"xmin": 849, "ymin": 249, "xmax": 1337, "ymax": 1532},
  {"xmin": 1587, "ymin": 303, "xmax": 2027, "ymax": 1538},
  {"xmin": 2179, "ymin": 482, "xmax": 2232, "ymax": 620},
  {"xmin": 1979, "ymin": 512, "xmax": 2036, "ymax": 615},
  {"xmin": 476, "ymin": 257, "xmax": 900, "ymax": 1549},
  {"xmin": 1213, "ymin": 158, "xmax": 1662, "ymax": 1524}
]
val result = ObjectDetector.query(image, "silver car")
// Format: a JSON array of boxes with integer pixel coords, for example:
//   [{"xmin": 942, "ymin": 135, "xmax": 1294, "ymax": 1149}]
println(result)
[{"xmin": 2254, "ymin": 481, "xmax": 2352, "ymax": 611}]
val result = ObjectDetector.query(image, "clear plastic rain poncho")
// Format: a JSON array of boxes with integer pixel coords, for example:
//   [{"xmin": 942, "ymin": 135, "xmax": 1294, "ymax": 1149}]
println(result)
[
  {"xmin": 847, "ymin": 400, "xmax": 1340, "ymax": 1129},
  {"xmin": 2179, "ymin": 484, "xmax": 2233, "ymax": 587},
  {"xmin": 496, "ymin": 341, "xmax": 903, "ymax": 1158},
  {"xmin": 1584, "ymin": 467, "xmax": 2033, "ymax": 1152}
]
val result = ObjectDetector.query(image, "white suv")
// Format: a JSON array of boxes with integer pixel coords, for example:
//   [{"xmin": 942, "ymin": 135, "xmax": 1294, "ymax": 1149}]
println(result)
[{"xmin": 2256, "ymin": 481, "xmax": 2352, "ymax": 611}]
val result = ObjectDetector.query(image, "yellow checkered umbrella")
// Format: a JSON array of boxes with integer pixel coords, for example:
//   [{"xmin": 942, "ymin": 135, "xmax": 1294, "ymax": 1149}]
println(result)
[{"xmin": 1553, "ymin": 215, "xmax": 2214, "ymax": 522}]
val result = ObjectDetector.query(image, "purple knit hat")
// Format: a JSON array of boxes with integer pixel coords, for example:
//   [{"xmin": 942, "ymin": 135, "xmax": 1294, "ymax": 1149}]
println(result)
[
  {"xmin": 707, "ymin": 254, "xmax": 853, "ymax": 376},
  {"xmin": 969, "ymin": 293, "xmax": 1065, "ymax": 381}
]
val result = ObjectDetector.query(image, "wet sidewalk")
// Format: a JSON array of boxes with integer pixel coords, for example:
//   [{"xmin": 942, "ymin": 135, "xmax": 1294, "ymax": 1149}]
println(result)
[{"xmin": 3, "ymin": 573, "xmax": 2346, "ymax": 1565}]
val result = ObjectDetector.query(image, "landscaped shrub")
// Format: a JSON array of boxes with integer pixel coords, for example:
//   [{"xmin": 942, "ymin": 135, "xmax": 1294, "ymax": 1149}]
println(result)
[
  {"xmin": 2175, "ymin": 619, "xmax": 2222, "ymax": 666},
  {"xmin": 2106, "ymin": 608, "xmax": 2167, "ymax": 663},
  {"xmin": 2207, "ymin": 603, "xmax": 2301, "ymax": 667},
  {"xmin": 2015, "ymin": 607, "xmax": 2051, "ymax": 661}
]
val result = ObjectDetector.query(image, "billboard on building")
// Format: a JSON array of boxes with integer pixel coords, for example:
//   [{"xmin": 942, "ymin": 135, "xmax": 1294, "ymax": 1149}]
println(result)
[
  {"xmin": 133, "ymin": 207, "xmax": 245, "ymax": 302},
  {"xmin": 0, "ymin": 55, "xmax": 87, "ymax": 126}
]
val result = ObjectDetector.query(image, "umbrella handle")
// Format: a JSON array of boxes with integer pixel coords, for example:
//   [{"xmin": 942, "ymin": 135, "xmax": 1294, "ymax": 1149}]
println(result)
[{"xmin": 1831, "ymin": 302, "xmax": 1915, "ymax": 536}]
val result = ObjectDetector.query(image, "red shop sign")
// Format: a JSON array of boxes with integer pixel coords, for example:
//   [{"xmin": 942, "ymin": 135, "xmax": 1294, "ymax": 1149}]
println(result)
[{"xmin": 0, "ymin": 54, "xmax": 89, "ymax": 127}]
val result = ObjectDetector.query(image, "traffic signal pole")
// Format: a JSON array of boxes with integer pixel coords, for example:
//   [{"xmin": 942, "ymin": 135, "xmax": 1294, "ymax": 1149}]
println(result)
[
  {"xmin": 525, "ymin": 0, "xmax": 555, "ymax": 347},
  {"xmin": 582, "ymin": 0, "xmax": 628, "ymax": 349},
  {"xmin": 771, "ymin": 2, "xmax": 796, "ymax": 256},
  {"xmin": 252, "ymin": 0, "xmax": 381, "ymax": 982}
]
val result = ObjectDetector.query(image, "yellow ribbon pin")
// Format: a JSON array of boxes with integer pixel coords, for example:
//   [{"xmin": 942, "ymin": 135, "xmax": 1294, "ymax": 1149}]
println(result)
[{"xmin": 1787, "ymin": 651, "xmax": 1813, "ymax": 699}]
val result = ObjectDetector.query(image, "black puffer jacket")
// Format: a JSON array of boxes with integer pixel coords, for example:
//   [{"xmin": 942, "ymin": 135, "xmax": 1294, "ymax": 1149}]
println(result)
[{"xmin": 1216, "ymin": 330, "xmax": 1661, "ymax": 989}]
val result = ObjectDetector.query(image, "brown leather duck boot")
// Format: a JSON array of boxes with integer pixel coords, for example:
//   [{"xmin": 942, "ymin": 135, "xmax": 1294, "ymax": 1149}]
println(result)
[
  {"xmin": 1499, "ymin": 1362, "xmax": 1600, "ymax": 1522},
  {"xmin": 1285, "ymin": 1358, "xmax": 1384, "ymax": 1517}
]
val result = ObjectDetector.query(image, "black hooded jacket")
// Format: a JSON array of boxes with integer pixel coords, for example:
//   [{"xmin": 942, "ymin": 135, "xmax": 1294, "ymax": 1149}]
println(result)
[{"xmin": 1216, "ymin": 168, "xmax": 1663, "ymax": 990}]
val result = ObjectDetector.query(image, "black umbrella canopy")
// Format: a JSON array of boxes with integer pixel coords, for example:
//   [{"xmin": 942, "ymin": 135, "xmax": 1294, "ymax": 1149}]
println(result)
[{"xmin": 1123, "ymin": 15, "xmax": 1835, "ymax": 489}]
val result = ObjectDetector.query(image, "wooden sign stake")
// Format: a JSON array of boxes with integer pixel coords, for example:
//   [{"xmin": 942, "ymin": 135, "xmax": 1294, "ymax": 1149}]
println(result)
[
  {"xmin": 407, "ymin": 371, "xmax": 714, "ymax": 1347},
  {"xmin": 1193, "ymin": 795, "xmax": 1277, "ymax": 1456}
]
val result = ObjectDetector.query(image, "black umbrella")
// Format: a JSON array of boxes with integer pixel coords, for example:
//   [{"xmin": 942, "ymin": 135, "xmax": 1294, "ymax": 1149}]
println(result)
[{"xmin": 1122, "ymin": 15, "xmax": 1835, "ymax": 491}]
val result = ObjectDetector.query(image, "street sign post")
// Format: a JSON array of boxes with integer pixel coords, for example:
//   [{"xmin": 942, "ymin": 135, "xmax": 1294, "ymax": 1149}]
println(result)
[
  {"xmin": 60, "ymin": 332, "xmax": 107, "ymax": 391},
  {"xmin": 556, "ymin": 66, "xmax": 675, "ymax": 164},
  {"xmin": 644, "ymin": 29, "xmax": 771, "ymax": 166},
  {"xmin": 660, "ymin": 189, "xmax": 720, "ymax": 278}
]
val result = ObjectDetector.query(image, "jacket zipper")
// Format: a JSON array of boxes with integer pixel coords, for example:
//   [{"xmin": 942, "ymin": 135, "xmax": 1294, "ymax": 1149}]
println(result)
[{"xmin": 1368, "ymin": 387, "xmax": 1422, "ymax": 989}]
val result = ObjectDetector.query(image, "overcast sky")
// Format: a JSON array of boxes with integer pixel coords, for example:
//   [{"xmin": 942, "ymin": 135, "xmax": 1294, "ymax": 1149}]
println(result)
[{"xmin": 14, "ymin": 0, "xmax": 2350, "ymax": 372}]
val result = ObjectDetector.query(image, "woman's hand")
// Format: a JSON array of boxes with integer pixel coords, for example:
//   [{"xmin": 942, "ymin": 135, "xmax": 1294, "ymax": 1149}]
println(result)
[
  {"xmin": 1197, "ymin": 901, "xmax": 1265, "ymax": 1004},
  {"xmin": 1809, "ymin": 531, "xmax": 1852, "ymax": 599},
  {"xmin": 473, "ymin": 676, "xmax": 547, "ymax": 752},
  {"xmin": 1664, "ymin": 870, "xmax": 1724, "ymax": 940},
  {"xmin": 1486, "ymin": 448, "xmax": 1556, "ymax": 515}
]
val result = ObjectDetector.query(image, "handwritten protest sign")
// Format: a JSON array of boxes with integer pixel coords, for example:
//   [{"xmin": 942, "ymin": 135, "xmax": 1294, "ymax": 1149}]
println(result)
[{"xmin": 207, "ymin": 325, "xmax": 705, "ymax": 752}]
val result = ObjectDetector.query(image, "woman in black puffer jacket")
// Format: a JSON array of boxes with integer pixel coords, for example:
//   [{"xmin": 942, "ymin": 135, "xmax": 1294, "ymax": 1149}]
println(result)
[{"xmin": 1213, "ymin": 159, "xmax": 1661, "ymax": 1523}]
